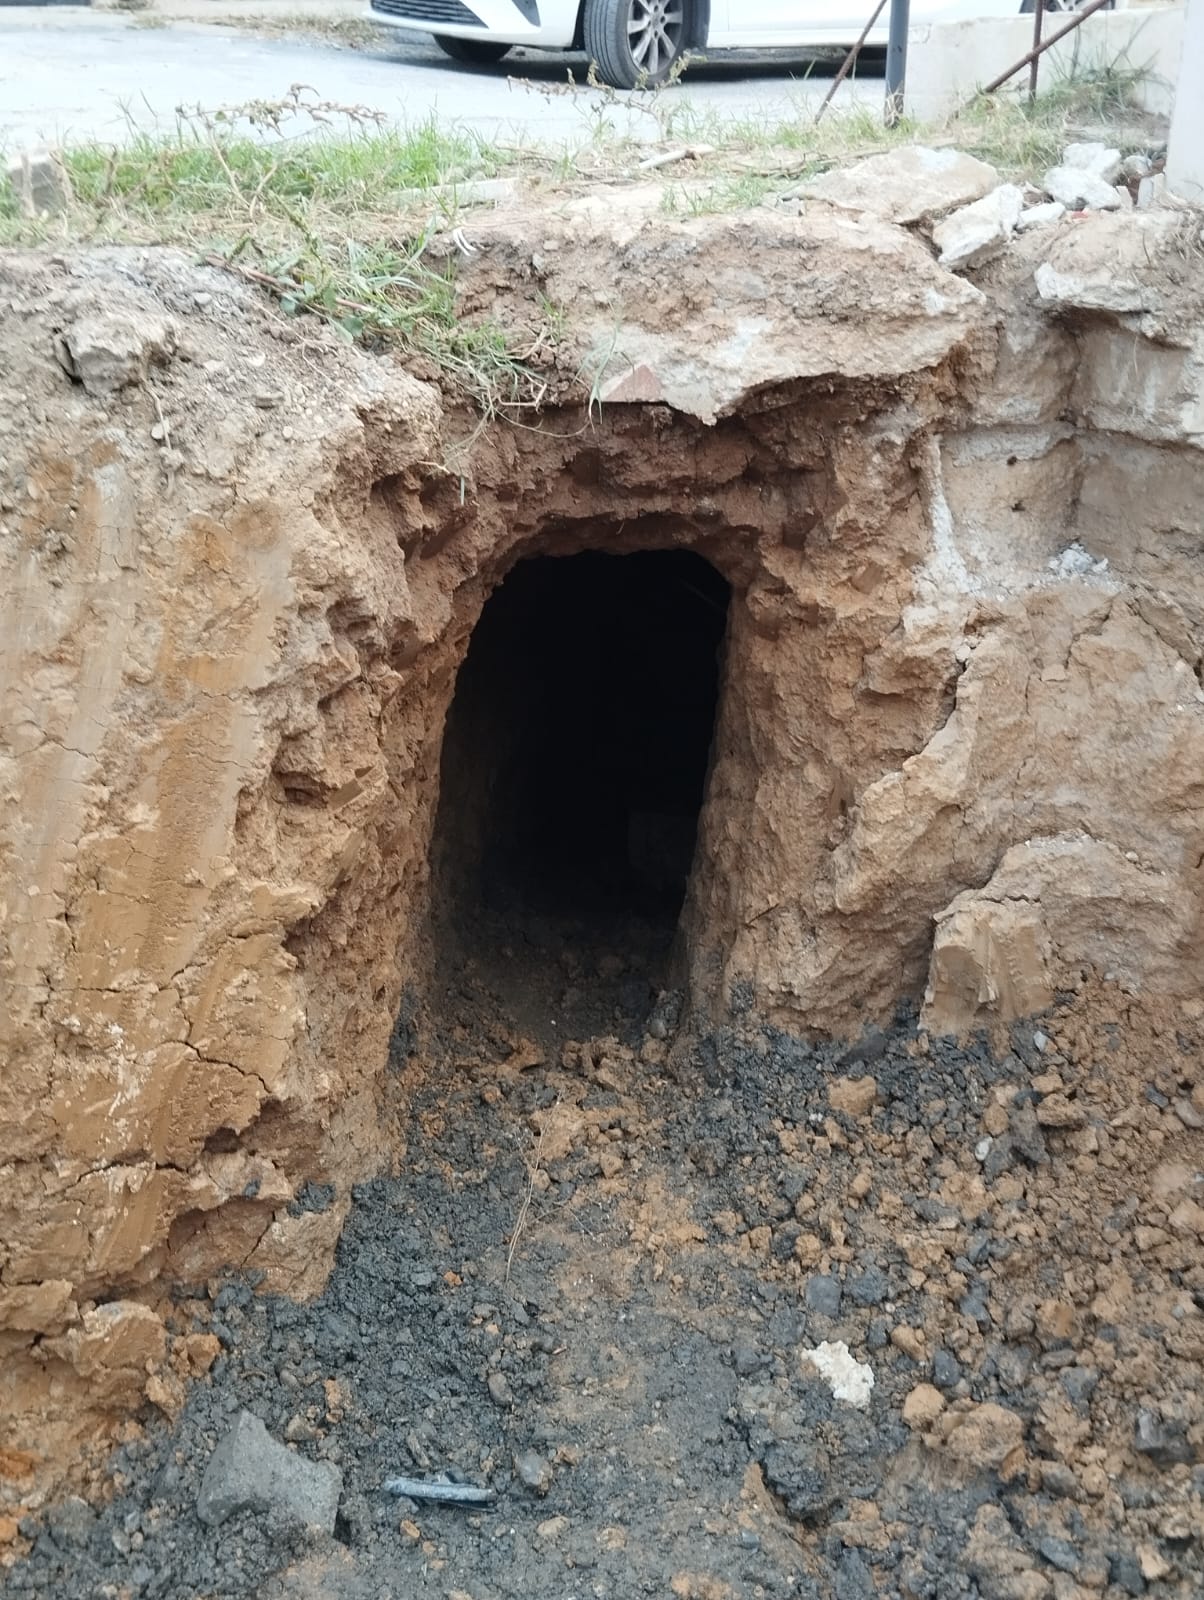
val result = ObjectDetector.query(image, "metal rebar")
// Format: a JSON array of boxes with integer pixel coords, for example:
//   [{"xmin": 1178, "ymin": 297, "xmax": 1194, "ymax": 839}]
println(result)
[
  {"xmin": 884, "ymin": 0, "xmax": 912, "ymax": 126},
  {"xmin": 815, "ymin": 0, "xmax": 890, "ymax": 125},
  {"xmin": 982, "ymin": 0, "xmax": 1112, "ymax": 94},
  {"xmin": 1028, "ymin": 0, "xmax": 1045, "ymax": 100},
  {"xmin": 383, "ymin": 1475, "xmax": 497, "ymax": 1506}
]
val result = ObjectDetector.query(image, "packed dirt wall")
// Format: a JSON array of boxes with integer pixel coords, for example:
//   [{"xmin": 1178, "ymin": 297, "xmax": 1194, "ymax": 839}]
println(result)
[{"xmin": 1, "ymin": 192, "xmax": 1203, "ymax": 1494}]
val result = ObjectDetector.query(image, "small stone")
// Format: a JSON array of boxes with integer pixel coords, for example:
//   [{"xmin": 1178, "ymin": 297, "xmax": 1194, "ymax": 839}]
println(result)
[
  {"xmin": 284, "ymin": 1413, "xmax": 319, "ymax": 1442},
  {"xmin": 1040, "ymin": 1462, "xmax": 1080, "ymax": 1499},
  {"xmin": 829, "ymin": 1075, "xmax": 878, "ymax": 1117},
  {"xmin": 733, "ymin": 1344, "xmax": 766, "ymax": 1377},
  {"xmin": 1133, "ymin": 1408, "xmax": 1193, "ymax": 1467},
  {"xmin": 537, "ymin": 1514, "xmax": 569, "ymax": 1541},
  {"xmin": 1038, "ymin": 1535, "xmax": 1080, "ymax": 1574},
  {"xmin": 196, "ymin": 1410, "xmax": 341, "ymax": 1532},
  {"xmin": 902, "ymin": 1383, "xmax": 946, "ymax": 1429},
  {"xmin": 400, "ymin": 1517, "xmax": 421, "ymax": 1544},
  {"xmin": 1109, "ymin": 1551, "xmax": 1147, "ymax": 1595},
  {"xmin": 597, "ymin": 1146, "xmax": 623, "ymax": 1179},
  {"xmin": 487, "ymin": 1371, "xmax": 516, "ymax": 1408},
  {"xmin": 932, "ymin": 1349, "xmax": 962, "ymax": 1390},
  {"xmin": 804, "ymin": 1274, "xmax": 843, "ymax": 1318},
  {"xmin": 1008, "ymin": 1101, "xmax": 1049, "ymax": 1164},
  {"xmin": 983, "ymin": 1102, "xmax": 1010, "ymax": 1137},
  {"xmin": 847, "ymin": 1266, "xmax": 890, "ymax": 1307},
  {"xmin": 514, "ymin": 1449, "xmax": 553, "ymax": 1496},
  {"xmin": 1172, "ymin": 1097, "xmax": 1204, "ymax": 1130}
]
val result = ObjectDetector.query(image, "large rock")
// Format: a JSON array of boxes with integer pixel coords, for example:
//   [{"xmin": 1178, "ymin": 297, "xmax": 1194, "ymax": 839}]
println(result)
[
  {"xmin": 798, "ymin": 145, "xmax": 1001, "ymax": 225},
  {"xmin": 924, "ymin": 835, "xmax": 1198, "ymax": 1034},
  {"xmin": 196, "ymin": 1411, "xmax": 343, "ymax": 1531},
  {"xmin": 56, "ymin": 311, "xmax": 176, "ymax": 395},
  {"xmin": 498, "ymin": 190, "xmax": 987, "ymax": 422}
]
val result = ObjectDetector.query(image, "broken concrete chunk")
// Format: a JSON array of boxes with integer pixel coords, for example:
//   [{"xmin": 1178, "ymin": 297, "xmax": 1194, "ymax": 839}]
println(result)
[
  {"xmin": 1017, "ymin": 201, "xmax": 1066, "ymax": 232},
  {"xmin": 57, "ymin": 312, "xmax": 176, "ymax": 396},
  {"xmin": 798, "ymin": 145, "xmax": 1001, "ymax": 226},
  {"xmin": 1061, "ymin": 142, "xmax": 1122, "ymax": 185},
  {"xmin": 1041, "ymin": 165, "xmax": 1122, "ymax": 212},
  {"xmin": 196, "ymin": 1410, "xmax": 342, "ymax": 1531},
  {"xmin": 801, "ymin": 1340, "xmax": 875, "ymax": 1409},
  {"xmin": 932, "ymin": 185, "xmax": 1024, "ymax": 270}
]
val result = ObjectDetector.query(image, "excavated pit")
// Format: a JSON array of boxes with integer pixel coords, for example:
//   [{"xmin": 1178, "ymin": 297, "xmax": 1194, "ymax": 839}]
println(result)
[
  {"xmin": 430, "ymin": 549, "xmax": 731, "ymax": 1022},
  {"xmin": 2, "ymin": 195, "xmax": 1204, "ymax": 1598}
]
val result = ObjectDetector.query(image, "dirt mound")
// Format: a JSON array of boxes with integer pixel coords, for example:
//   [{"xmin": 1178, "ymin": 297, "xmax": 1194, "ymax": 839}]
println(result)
[{"xmin": 1, "ymin": 189, "xmax": 1203, "ymax": 1560}]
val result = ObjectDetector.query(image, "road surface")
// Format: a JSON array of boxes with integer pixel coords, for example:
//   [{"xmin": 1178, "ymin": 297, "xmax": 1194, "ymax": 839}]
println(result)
[{"xmin": 0, "ymin": 7, "xmax": 882, "ymax": 149}]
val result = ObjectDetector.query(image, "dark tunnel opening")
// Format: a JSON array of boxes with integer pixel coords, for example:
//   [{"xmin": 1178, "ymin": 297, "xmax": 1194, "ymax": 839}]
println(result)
[{"xmin": 429, "ymin": 549, "xmax": 731, "ymax": 1015}]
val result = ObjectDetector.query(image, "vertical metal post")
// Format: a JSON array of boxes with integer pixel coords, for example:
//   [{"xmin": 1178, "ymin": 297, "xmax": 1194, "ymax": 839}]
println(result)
[
  {"xmin": 884, "ymin": 0, "xmax": 911, "ymax": 126},
  {"xmin": 1028, "ymin": 0, "xmax": 1045, "ymax": 100}
]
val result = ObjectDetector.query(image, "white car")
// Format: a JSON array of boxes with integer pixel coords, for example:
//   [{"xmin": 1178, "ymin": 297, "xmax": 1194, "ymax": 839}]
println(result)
[{"xmin": 367, "ymin": 0, "xmax": 1082, "ymax": 89}]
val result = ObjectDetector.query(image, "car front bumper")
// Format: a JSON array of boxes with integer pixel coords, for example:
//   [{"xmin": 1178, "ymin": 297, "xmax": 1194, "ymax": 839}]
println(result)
[{"xmin": 368, "ymin": 0, "xmax": 579, "ymax": 49}]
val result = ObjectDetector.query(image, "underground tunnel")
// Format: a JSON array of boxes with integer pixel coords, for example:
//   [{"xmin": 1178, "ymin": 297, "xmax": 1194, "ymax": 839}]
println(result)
[{"xmin": 428, "ymin": 548, "xmax": 732, "ymax": 1004}]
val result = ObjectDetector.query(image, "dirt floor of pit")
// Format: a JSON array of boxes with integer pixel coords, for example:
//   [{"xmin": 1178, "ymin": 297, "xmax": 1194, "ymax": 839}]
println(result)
[{"xmin": 8, "ymin": 934, "xmax": 1204, "ymax": 1600}]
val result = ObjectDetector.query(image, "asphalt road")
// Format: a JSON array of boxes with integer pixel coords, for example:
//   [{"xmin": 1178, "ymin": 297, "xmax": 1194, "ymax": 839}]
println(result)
[{"xmin": 0, "ymin": 9, "xmax": 883, "ymax": 149}]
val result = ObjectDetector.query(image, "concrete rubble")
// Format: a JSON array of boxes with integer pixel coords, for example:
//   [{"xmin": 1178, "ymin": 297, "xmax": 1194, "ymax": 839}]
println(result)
[{"xmin": 195, "ymin": 1410, "xmax": 342, "ymax": 1532}]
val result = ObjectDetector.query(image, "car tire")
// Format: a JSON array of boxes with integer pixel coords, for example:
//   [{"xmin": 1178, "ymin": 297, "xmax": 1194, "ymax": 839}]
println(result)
[
  {"xmin": 433, "ymin": 34, "xmax": 513, "ymax": 63},
  {"xmin": 583, "ymin": 0, "xmax": 689, "ymax": 90}
]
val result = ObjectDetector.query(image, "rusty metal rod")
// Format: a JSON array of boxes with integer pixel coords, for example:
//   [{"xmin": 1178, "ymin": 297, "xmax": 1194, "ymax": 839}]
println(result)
[
  {"xmin": 815, "ymin": 0, "xmax": 889, "ymax": 125},
  {"xmin": 982, "ymin": 0, "xmax": 1113, "ymax": 94},
  {"xmin": 1028, "ymin": 0, "xmax": 1045, "ymax": 101}
]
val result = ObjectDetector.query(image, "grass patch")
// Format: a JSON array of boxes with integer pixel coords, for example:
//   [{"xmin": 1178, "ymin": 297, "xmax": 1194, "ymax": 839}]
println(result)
[{"xmin": 947, "ymin": 58, "xmax": 1159, "ymax": 175}]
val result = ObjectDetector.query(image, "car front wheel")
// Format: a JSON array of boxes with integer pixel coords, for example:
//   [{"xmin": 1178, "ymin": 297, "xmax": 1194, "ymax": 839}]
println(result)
[
  {"xmin": 434, "ymin": 34, "xmax": 513, "ymax": 63},
  {"xmin": 583, "ymin": 0, "xmax": 688, "ymax": 89}
]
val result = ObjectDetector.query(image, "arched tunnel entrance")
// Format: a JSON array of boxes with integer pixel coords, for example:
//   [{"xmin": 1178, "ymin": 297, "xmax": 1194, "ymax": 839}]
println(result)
[{"xmin": 429, "ymin": 548, "xmax": 731, "ymax": 1030}]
